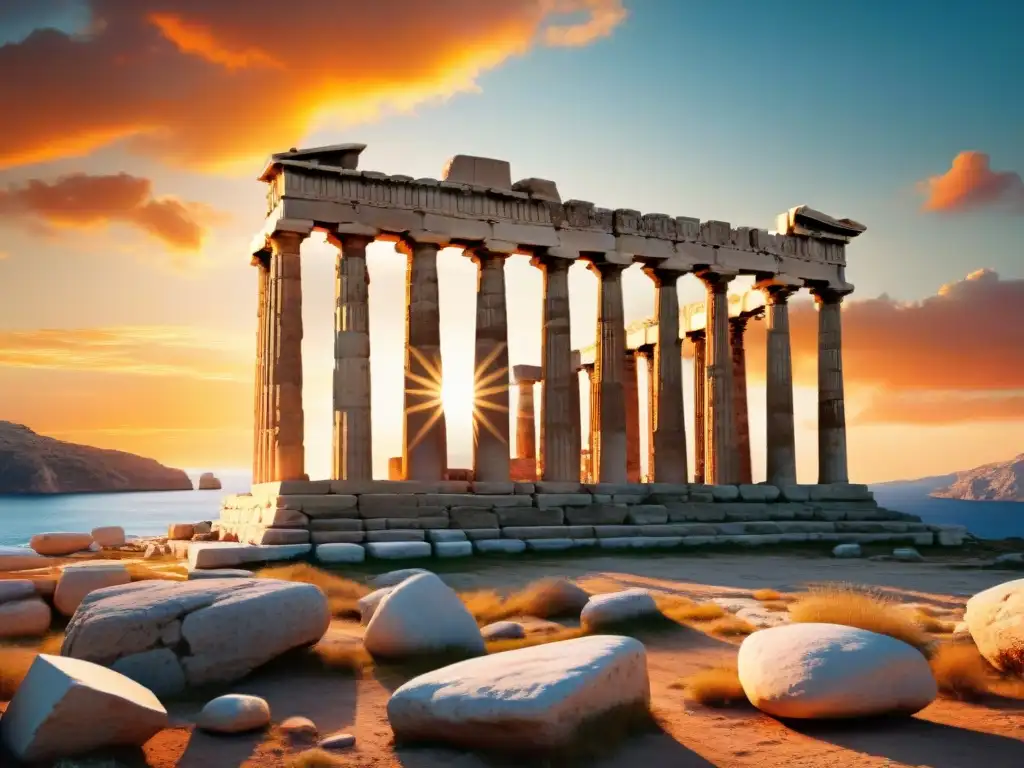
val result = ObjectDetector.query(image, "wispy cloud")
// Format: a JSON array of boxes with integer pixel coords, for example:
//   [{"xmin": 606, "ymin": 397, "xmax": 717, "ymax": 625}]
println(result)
[{"xmin": 919, "ymin": 151, "xmax": 1024, "ymax": 214}]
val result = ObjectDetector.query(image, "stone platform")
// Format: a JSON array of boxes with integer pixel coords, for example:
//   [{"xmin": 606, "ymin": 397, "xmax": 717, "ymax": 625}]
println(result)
[{"xmin": 202, "ymin": 480, "xmax": 966, "ymax": 567}]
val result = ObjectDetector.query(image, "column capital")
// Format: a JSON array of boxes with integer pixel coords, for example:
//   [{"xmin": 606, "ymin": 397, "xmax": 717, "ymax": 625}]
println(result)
[
  {"xmin": 326, "ymin": 232, "xmax": 374, "ymax": 251},
  {"xmin": 696, "ymin": 269, "xmax": 737, "ymax": 292},
  {"xmin": 635, "ymin": 344, "xmax": 655, "ymax": 360},
  {"xmin": 582, "ymin": 251, "xmax": 631, "ymax": 276},
  {"xmin": 269, "ymin": 228, "xmax": 308, "ymax": 254},
  {"xmin": 529, "ymin": 252, "xmax": 572, "ymax": 273},
  {"xmin": 467, "ymin": 248, "xmax": 510, "ymax": 267},
  {"xmin": 811, "ymin": 284, "xmax": 853, "ymax": 305},
  {"xmin": 642, "ymin": 266, "xmax": 685, "ymax": 286},
  {"xmin": 759, "ymin": 283, "xmax": 799, "ymax": 305}
]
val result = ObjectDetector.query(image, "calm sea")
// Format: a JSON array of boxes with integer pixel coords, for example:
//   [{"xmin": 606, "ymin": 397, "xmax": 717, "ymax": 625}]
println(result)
[{"xmin": 0, "ymin": 472, "xmax": 1020, "ymax": 546}]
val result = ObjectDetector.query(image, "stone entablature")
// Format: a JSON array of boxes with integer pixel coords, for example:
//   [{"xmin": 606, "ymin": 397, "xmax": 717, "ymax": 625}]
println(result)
[{"xmin": 253, "ymin": 145, "xmax": 862, "ymax": 289}]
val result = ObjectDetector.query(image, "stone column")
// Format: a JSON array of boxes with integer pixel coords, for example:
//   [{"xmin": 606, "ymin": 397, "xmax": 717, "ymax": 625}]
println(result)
[
  {"xmin": 813, "ymin": 286, "xmax": 850, "ymax": 484},
  {"xmin": 582, "ymin": 363, "xmax": 596, "ymax": 482},
  {"xmin": 760, "ymin": 284, "xmax": 798, "ymax": 486},
  {"xmin": 637, "ymin": 347, "xmax": 655, "ymax": 482},
  {"xmin": 699, "ymin": 272, "xmax": 738, "ymax": 484},
  {"xmin": 329, "ymin": 234, "xmax": 373, "ymax": 480},
  {"xmin": 730, "ymin": 317, "xmax": 752, "ymax": 484},
  {"xmin": 532, "ymin": 256, "xmax": 578, "ymax": 481},
  {"xmin": 268, "ymin": 231, "xmax": 306, "ymax": 481},
  {"xmin": 259, "ymin": 254, "xmax": 275, "ymax": 483},
  {"xmin": 399, "ymin": 238, "xmax": 448, "ymax": 481},
  {"xmin": 644, "ymin": 268, "xmax": 687, "ymax": 483},
  {"xmin": 515, "ymin": 379, "xmax": 536, "ymax": 460},
  {"xmin": 624, "ymin": 351, "xmax": 641, "ymax": 483},
  {"xmin": 252, "ymin": 258, "xmax": 269, "ymax": 484},
  {"xmin": 471, "ymin": 250, "xmax": 511, "ymax": 482},
  {"xmin": 691, "ymin": 332, "xmax": 707, "ymax": 484},
  {"xmin": 587, "ymin": 259, "xmax": 629, "ymax": 483}
]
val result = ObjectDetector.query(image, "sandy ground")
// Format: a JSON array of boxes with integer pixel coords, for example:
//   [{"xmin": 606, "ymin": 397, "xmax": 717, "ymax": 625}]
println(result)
[{"xmin": 12, "ymin": 553, "xmax": 1024, "ymax": 767}]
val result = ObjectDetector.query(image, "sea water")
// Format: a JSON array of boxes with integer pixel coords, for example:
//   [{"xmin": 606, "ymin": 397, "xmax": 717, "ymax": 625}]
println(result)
[{"xmin": 0, "ymin": 472, "xmax": 1020, "ymax": 546}]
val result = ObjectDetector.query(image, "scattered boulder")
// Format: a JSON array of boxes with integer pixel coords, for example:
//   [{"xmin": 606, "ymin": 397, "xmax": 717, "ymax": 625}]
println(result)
[
  {"xmin": 0, "ymin": 579, "xmax": 36, "ymax": 604},
  {"xmin": 187, "ymin": 568, "xmax": 253, "ymax": 580},
  {"xmin": 580, "ymin": 589, "xmax": 659, "ymax": 632},
  {"xmin": 316, "ymin": 543, "xmax": 366, "ymax": 564},
  {"xmin": 364, "ymin": 572, "xmax": 484, "ymax": 659},
  {"xmin": 0, "ymin": 545, "xmax": 46, "ymax": 572},
  {"xmin": 144, "ymin": 542, "xmax": 166, "ymax": 560},
  {"xmin": 524, "ymin": 578, "xmax": 590, "ymax": 619},
  {"xmin": 279, "ymin": 716, "xmax": 318, "ymax": 740},
  {"xmin": 481, "ymin": 621, "xmax": 526, "ymax": 641},
  {"xmin": 0, "ymin": 598, "xmax": 51, "ymax": 639},
  {"xmin": 372, "ymin": 568, "xmax": 431, "ymax": 588},
  {"xmin": 993, "ymin": 553, "xmax": 1024, "ymax": 569},
  {"xmin": 111, "ymin": 647, "xmax": 187, "ymax": 698},
  {"xmin": 62, "ymin": 578, "xmax": 330, "ymax": 695},
  {"xmin": 29, "ymin": 532, "xmax": 93, "ymax": 556},
  {"xmin": 738, "ymin": 622, "xmax": 937, "ymax": 719},
  {"xmin": 196, "ymin": 694, "xmax": 270, "ymax": 733},
  {"xmin": 168, "ymin": 523, "xmax": 195, "ymax": 541},
  {"xmin": 0, "ymin": 654, "xmax": 168, "ymax": 763},
  {"xmin": 964, "ymin": 578, "xmax": 1024, "ymax": 674},
  {"xmin": 893, "ymin": 547, "xmax": 924, "ymax": 562},
  {"xmin": 358, "ymin": 587, "xmax": 393, "ymax": 625},
  {"xmin": 54, "ymin": 561, "xmax": 131, "ymax": 617},
  {"xmin": 387, "ymin": 635, "xmax": 650, "ymax": 750},
  {"xmin": 832, "ymin": 543, "xmax": 862, "ymax": 558},
  {"xmin": 319, "ymin": 732, "xmax": 356, "ymax": 750},
  {"xmin": 198, "ymin": 472, "xmax": 223, "ymax": 491},
  {"xmin": 90, "ymin": 526, "xmax": 126, "ymax": 549},
  {"xmin": 193, "ymin": 521, "xmax": 213, "ymax": 535}
]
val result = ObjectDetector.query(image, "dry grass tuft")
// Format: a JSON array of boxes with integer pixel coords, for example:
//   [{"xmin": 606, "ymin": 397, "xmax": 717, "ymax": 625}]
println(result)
[
  {"xmin": 486, "ymin": 626, "xmax": 586, "ymax": 655},
  {"xmin": 761, "ymin": 601, "xmax": 790, "ymax": 613},
  {"xmin": 674, "ymin": 665, "xmax": 748, "ymax": 707},
  {"xmin": 789, "ymin": 584, "xmax": 932, "ymax": 654},
  {"xmin": 311, "ymin": 639, "xmax": 373, "ymax": 675},
  {"xmin": 258, "ymin": 563, "xmax": 370, "ymax": 619},
  {"xmin": 706, "ymin": 616, "xmax": 757, "ymax": 638},
  {"xmin": 461, "ymin": 579, "xmax": 588, "ymax": 624},
  {"xmin": 916, "ymin": 611, "xmax": 956, "ymax": 635},
  {"xmin": 0, "ymin": 634, "xmax": 63, "ymax": 701},
  {"xmin": 930, "ymin": 642, "xmax": 996, "ymax": 700},
  {"xmin": 657, "ymin": 595, "xmax": 727, "ymax": 624},
  {"xmin": 124, "ymin": 562, "xmax": 187, "ymax": 582},
  {"xmin": 752, "ymin": 589, "xmax": 782, "ymax": 601},
  {"xmin": 288, "ymin": 749, "xmax": 345, "ymax": 767}
]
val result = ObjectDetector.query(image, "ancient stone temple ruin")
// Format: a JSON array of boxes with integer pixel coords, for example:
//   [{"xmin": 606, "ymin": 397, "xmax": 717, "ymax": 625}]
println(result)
[{"xmin": 201, "ymin": 143, "xmax": 965, "ymax": 567}]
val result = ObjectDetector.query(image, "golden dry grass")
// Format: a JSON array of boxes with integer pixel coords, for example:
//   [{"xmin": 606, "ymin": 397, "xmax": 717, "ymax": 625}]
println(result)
[
  {"xmin": 789, "ymin": 585, "xmax": 932, "ymax": 653},
  {"xmin": 706, "ymin": 616, "xmax": 757, "ymax": 637},
  {"xmin": 485, "ymin": 626, "xmax": 586, "ymax": 655},
  {"xmin": 916, "ymin": 611, "xmax": 956, "ymax": 635},
  {"xmin": 656, "ymin": 595, "xmax": 727, "ymax": 624},
  {"xmin": 761, "ymin": 601, "xmax": 790, "ymax": 613},
  {"xmin": 257, "ymin": 563, "xmax": 370, "ymax": 619},
  {"xmin": 930, "ymin": 642, "xmax": 996, "ymax": 700},
  {"xmin": 124, "ymin": 562, "xmax": 188, "ymax": 581},
  {"xmin": 752, "ymin": 589, "xmax": 782, "ymax": 601},
  {"xmin": 288, "ymin": 749, "xmax": 345, "ymax": 767},
  {"xmin": 0, "ymin": 634, "xmax": 63, "ymax": 700},
  {"xmin": 460, "ymin": 578, "xmax": 589, "ymax": 624},
  {"xmin": 673, "ymin": 665, "xmax": 748, "ymax": 707}
]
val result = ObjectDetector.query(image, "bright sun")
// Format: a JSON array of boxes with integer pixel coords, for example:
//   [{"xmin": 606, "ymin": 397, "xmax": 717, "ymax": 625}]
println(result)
[{"xmin": 440, "ymin": 372, "xmax": 476, "ymax": 423}]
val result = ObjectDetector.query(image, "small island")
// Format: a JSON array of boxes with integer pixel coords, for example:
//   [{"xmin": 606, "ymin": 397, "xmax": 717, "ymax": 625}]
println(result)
[
  {"xmin": 0, "ymin": 421, "xmax": 193, "ymax": 495},
  {"xmin": 931, "ymin": 453, "xmax": 1023, "ymax": 502}
]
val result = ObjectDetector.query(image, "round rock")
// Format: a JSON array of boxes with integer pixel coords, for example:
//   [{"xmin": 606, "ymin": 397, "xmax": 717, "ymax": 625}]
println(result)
[
  {"xmin": 90, "ymin": 526, "xmax": 126, "ymax": 549},
  {"xmin": 29, "ymin": 532, "xmax": 93, "ymax": 557},
  {"xmin": 278, "ymin": 716, "xmax": 318, "ymax": 740},
  {"xmin": 319, "ymin": 732, "xmax": 356, "ymax": 750},
  {"xmin": 964, "ymin": 578, "xmax": 1024, "ymax": 673},
  {"xmin": 196, "ymin": 694, "xmax": 270, "ymax": 734},
  {"xmin": 580, "ymin": 589, "xmax": 658, "ymax": 632},
  {"xmin": 54, "ymin": 561, "xmax": 131, "ymax": 617},
  {"xmin": 358, "ymin": 587, "xmax": 393, "ymax": 625},
  {"xmin": 0, "ymin": 598, "xmax": 52, "ymax": 639},
  {"xmin": 738, "ymin": 622, "xmax": 937, "ymax": 719},
  {"xmin": 481, "ymin": 621, "xmax": 526, "ymax": 641}
]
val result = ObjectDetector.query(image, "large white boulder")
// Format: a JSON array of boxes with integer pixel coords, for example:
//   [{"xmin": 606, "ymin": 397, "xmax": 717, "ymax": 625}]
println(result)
[
  {"xmin": 358, "ymin": 587, "xmax": 393, "ymax": 625},
  {"xmin": 0, "ymin": 654, "xmax": 168, "ymax": 763},
  {"xmin": 91, "ymin": 526, "xmax": 126, "ymax": 549},
  {"xmin": 738, "ymin": 623, "xmax": 937, "ymax": 719},
  {"xmin": 364, "ymin": 572, "xmax": 484, "ymax": 659},
  {"xmin": 29, "ymin": 532, "xmax": 93, "ymax": 556},
  {"xmin": 964, "ymin": 578, "xmax": 1024, "ymax": 674},
  {"xmin": 195, "ymin": 694, "xmax": 270, "ymax": 733},
  {"xmin": 580, "ymin": 589, "xmax": 658, "ymax": 631},
  {"xmin": 388, "ymin": 635, "xmax": 650, "ymax": 750},
  {"xmin": 372, "ymin": 568, "xmax": 431, "ymax": 588},
  {"xmin": 62, "ymin": 578, "xmax": 330, "ymax": 695},
  {"xmin": 54, "ymin": 561, "xmax": 131, "ymax": 617},
  {"xmin": 0, "ymin": 598, "xmax": 51, "ymax": 639}
]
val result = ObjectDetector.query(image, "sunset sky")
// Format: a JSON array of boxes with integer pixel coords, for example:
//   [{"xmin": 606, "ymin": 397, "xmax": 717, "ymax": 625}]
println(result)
[{"xmin": 0, "ymin": 0, "xmax": 1021, "ymax": 483}]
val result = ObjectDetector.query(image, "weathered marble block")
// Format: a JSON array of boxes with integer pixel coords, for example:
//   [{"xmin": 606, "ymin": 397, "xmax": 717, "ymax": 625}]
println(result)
[{"xmin": 565, "ymin": 504, "xmax": 628, "ymax": 525}]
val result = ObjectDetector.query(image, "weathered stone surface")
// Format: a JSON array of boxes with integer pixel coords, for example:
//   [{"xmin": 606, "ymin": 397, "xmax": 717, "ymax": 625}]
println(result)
[
  {"xmin": 373, "ymin": 569, "xmax": 431, "ymax": 588},
  {"xmin": 481, "ymin": 620, "xmax": 525, "ymax": 641},
  {"xmin": 535, "ymin": 493, "xmax": 592, "ymax": 508},
  {"xmin": 594, "ymin": 524, "xmax": 640, "ymax": 538},
  {"xmin": 514, "ymin": 482, "xmax": 536, "ymax": 494},
  {"xmin": 188, "ymin": 542, "xmax": 312, "ymax": 570},
  {"xmin": 29, "ymin": 532, "xmax": 93, "ymax": 556},
  {"xmin": 495, "ymin": 507, "xmax": 564, "ymax": 526},
  {"xmin": 62, "ymin": 578, "xmax": 330, "ymax": 693},
  {"xmin": 626, "ymin": 505, "xmax": 668, "ymax": 525},
  {"xmin": 0, "ymin": 598, "xmax": 51, "ymax": 638},
  {"xmin": 187, "ymin": 568, "xmax": 253, "ymax": 579},
  {"xmin": 167, "ymin": 524, "xmax": 195, "ymax": 541},
  {"xmin": 0, "ymin": 579, "xmax": 36, "ymax": 604},
  {"xmin": 90, "ymin": 526, "xmax": 125, "ymax": 548},
  {"xmin": 366, "ymin": 541, "xmax": 432, "ymax": 559},
  {"xmin": 54, "ymin": 561, "xmax": 131, "ymax": 617},
  {"xmin": 387, "ymin": 635, "xmax": 649, "ymax": 750},
  {"xmin": 474, "ymin": 539, "xmax": 526, "ymax": 554},
  {"xmin": 311, "ymin": 531, "xmax": 365, "ymax": 544},
  {"xmin": 0, "ymin": 654, "xmax": 168, "ymax": 763},
  {"xmin": 720, "ymin": 503, "xmax": 771, "ymax": 521},
  {"xmin": 110, "ymin": 648, "xmax": 185, "ymax": 697},
  {"xmin": 964, "ymin": 578, "xmax": 1024, "ymax": 673},
  {"xmin": 359, "ymin": 493, "xmax": 421, "ymax": 513},
  {"xmin": 710, "ymin": 485, "xmax": 740, "ymax": 502},
  {"xmin": 580, "ymin": 589, "xmax": 658, "ymax": 631},
  {"xmin": 316, "ymin": 543, "xmax": 366, "ymax": 564},
  {"xmin": 427, "ymin": 529, "xmax": 467, "ymax": 543},
  {"xmin": 893, "ymin": 547, "xmax": 924, "ymax": 562},
  {"xmin": 472, "ymin": 481, "xmax": 515, "ymax": 494},
  {"xmin": 358, "ymin": 587, "xmax": 393, "ymax": 624},
  {"xmin": 779, "ymin": 484, "xmax": 812, "ymax": 502},
  {"xmin": 502, "ymin": 525, "xmax": 570, "ymax": 540},
  {"xmin": 196, "ymin": 694, "xmax": 271, "ymax": 734},
  {"xmin": 666, "ymin": 503, "xmax": 726, "ymax": 522},
  {"xmin": 255, "ymin": 480, "xmax": 332, "ymax": 496},
  {"xmin": 449, "ymin": 508, "xmax": 500, "ymax": 529},
  {"xmin": 526, "ymin": 538, "xmax": 574, "ymax": 551},
  {"xmin": 367, "ymin": 530, "xmax": 426, "ymax": 543},
  {"xmin": 365, "ymin": 573, "xmax": 484, "ymax": 658},
  {"xmin": 435, "ymin": 541, "xmax": 473, "ymax": 558},
  {"xmin": 309, "ymin": 518, "xmax": 362, "ymax": 531},
  {"xmin": 319, "ymin": 732, "xmax": 357, "ymax": 750},
  {"xmin": 738, "ymin": 623, "xmax": 937, "ymax": 719},
  {"xmin": 738, "ymin": 484, "xmax": 781, "ymax": 502},
  {"xmin": 534, "ymin": 481, "xmax": 582, "ymax": 494},
  {"xmin": 810, "ymin": 483, "xmax": 873, "ymax": 502},
  {"xmin": 565, "ymin": 504, "xmax": 627, "ymax": 525},
  {"xmin": 384, "ymin": 516, "xmax": 449, "ymax": 530},
  {"xmin": 0, "ymin": 545, "xmax": 46, "ymax": 572},
  {"xmin": 464, "ymin": 528, "xmax": 501, "ymax": 540},
  {"xmin": 640, "ymin": 523, "xmax": 716, "ymax": 537}
]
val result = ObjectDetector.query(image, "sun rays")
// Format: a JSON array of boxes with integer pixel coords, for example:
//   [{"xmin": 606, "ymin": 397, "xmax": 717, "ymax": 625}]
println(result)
[{"xmin": 472, "ymin": 342, "xmax": 510, "ymax": 445}]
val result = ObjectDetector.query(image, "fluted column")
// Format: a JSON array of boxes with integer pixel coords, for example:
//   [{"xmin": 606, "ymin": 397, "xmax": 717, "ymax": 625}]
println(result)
[
  {"xmin": 587, "ymin": 259, "xmax": 628, "ymax": 483},
  {"xmin": 644, "ymin": 268, "xmax": 687, "ymax": 483},
  {"xmin": 624, "ymin": 351, "xmax": 641, "ymax": 483},
  {"xmin": 761, "ymin": 284, "xmax": 798, "ymax": 486},
  {"xmin": 730, "ymin": 317, "xmax": 752, "ymax": 484},
  {"xmin": 583, "ymin": 363, "xmax": 596, "ymax": 482},
  {"xmin": 515, "ymin": 379, "xmax": 536, "ymax": 460},
  {"xmin": 268, "ymin": 231, "xmax": 306, "ymax": 481},
  {"xmin": 252, "ymin": 257, "xmax": 269, "ymax": 483},
  {"xmin": 692, "ymin": 331, "xmax": 706, "ymax": 483},
  {"xmin": 637, "ymin": 347, "xmax": 655, "ymax": 482},
  {"xmin": 699, "ymin": 272, "xmax": 738, "ymax": 484},
  {"xmin": 400, "ymin": 239, "xmax": 448, "ymax": 481},
  {"xmin": 471, "ymin": 250, "xmax": 511, "ymax": 482},
  {"xmin": 329, "ymin": 234, "xmax": 373, "ymax": 480},
  {"xmin": 260, "ymin": 254, "xmax": 275, "ymax": 482},
  {"xmin": 532, "ymin": 255, "xmax": 577, "ymax": 481},
  {"xmin": 813, "ymin": 286, "xmax": 850, "ymax": 484}
]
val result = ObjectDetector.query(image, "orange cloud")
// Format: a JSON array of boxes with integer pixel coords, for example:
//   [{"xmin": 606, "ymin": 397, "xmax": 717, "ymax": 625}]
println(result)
[
  {"xmin": 0, "ymin": 0, "xmax": 627, "ymax": 169},
  {"xmin": 744, "ymin": 269, "xmax": 1024, "ymax": 424},
  {"xmin": 919, "ymin": 151, "xmax": 1024, "ymax": 213},
  {"xmin": 0, "ymin": 173, "xmax": 219, "ymax": 252}
]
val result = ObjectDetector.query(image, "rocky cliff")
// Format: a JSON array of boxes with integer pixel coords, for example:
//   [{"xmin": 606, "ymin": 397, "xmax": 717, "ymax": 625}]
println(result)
[
  {"xmin": 0, "ymin": 422, "xmax": 194, "ymax": 494},
  {"xmin": 931, "ymin": 454, "xmax": 1023, "ymax": 502}
]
